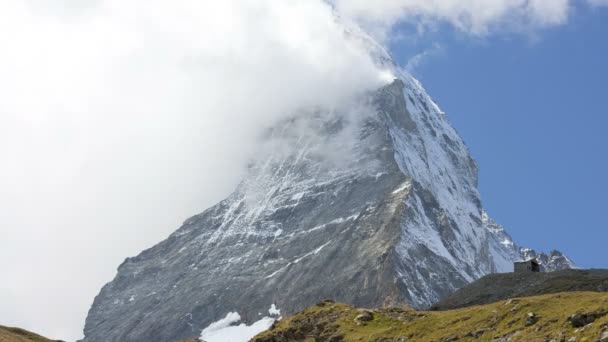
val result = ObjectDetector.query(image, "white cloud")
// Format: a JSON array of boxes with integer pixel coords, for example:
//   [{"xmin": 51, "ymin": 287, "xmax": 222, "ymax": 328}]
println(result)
[
  {"xmin": 404, "ymin": 43, "xmax": 443, "ymax": 73},
  {"xmin": 332, "ymin": 0, "xmax": 572, "ymax": 38},
  {"xmin": 0, "ymin": 1, "xmax": 390, "ymax": 340}
]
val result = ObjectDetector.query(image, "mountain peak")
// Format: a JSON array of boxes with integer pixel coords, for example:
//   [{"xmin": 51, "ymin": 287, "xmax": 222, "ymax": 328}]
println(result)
[{"xmin": 82, "ymin": 74, "xmax": 572, "ymax": 342}]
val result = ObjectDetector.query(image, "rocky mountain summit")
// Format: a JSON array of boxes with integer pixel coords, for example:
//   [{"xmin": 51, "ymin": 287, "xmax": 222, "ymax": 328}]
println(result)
[
  {"xmin": 82, "ymin": 72, "xmax": 572, "ymax": 342},
  {"xmin": 519, "ymin": 248, "xmax": 575, "ymax": 272}
]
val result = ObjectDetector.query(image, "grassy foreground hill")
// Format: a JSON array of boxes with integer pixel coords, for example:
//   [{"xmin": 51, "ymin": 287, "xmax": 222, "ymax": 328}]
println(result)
[
  {"xmin": 431, "ymin": 269, "xmax": 608, "ymax": 311},
  {"xmin": 0, "ymin": 325, "xmax": 62, "ymax": 342},
  {"xmin": 253, "ymin": 292, "xmax": 608, "ymax": 342}
]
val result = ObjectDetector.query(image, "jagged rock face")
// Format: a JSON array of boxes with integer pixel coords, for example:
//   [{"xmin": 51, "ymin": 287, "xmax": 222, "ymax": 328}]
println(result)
[
  {"xmin": 519, "ymin": 248, "xmax": 576, "ymax": 272},
  {"xmin": 82, "ymin": 75, "xmax": 571, "ymax": 342},
  {"xmin": 482, "ymin": 212, "xmax": 576, "ymax": 272}
]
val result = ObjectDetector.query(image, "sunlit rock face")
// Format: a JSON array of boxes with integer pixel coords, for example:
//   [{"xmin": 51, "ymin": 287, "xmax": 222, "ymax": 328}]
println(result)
[{"xmin": 82, "ymin": 75, "xmax": 571, "ymax": 342}]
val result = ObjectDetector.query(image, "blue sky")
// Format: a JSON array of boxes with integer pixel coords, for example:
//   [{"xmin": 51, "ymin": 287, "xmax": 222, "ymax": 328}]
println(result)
[{"xmin": 390, "ymin": 6, "xmax": 608, "ymax": 269}]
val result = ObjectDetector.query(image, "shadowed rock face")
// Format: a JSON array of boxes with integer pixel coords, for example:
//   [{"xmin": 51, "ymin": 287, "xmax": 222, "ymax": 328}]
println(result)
[{"xmin": 82, "ymin": 76, "xmax": 571, "ymax": 342}]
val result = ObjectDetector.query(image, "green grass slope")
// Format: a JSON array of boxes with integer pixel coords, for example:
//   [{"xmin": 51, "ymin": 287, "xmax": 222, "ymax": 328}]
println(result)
[
  {"xmin": 0, "ymin": 325, "xmax": 62, "ymax": 342},
  {"xmin": 431, "ymin": 269, "xmax": 608, "ymax": 311},
  {"xmin": 253, "ymin": 292, "xmax": 608, "ymax": 342}
]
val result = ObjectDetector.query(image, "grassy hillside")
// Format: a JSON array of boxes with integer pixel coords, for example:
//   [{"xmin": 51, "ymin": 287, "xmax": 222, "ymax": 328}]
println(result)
[
  {"xmin": 253, "ymin": 292, "xmax": 608, "ymax": 342},
  {"xmin": 0, "ymin": 325, "xmax": 62, "ymax": 342},
  {"xmin": 431, "ymin": 269, "xmax": 608, "ymax": 311}
]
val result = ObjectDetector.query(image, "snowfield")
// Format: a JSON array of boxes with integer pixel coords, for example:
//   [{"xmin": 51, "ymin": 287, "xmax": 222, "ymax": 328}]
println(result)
[{"xmin": 200, "ymin": 305, "xmax": 281, "ymax": 342}]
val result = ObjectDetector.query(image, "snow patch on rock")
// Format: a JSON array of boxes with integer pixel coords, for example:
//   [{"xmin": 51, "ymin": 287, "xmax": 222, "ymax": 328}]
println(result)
[{"xmin": 200, "ymin": 305, "xmax": 281, "ymax": 342}]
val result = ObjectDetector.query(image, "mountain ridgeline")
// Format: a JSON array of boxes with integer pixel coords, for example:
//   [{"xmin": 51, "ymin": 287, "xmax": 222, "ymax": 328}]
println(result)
[{"xmin": 82, "ymin": 73, "xmax": 572, "ymax": 342}]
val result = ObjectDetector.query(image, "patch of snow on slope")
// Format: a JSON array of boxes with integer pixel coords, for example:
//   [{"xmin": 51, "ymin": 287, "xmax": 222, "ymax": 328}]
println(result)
[
  {"xmin": 268, "ymin": 304, "xmax": 281, "ymax": 316},
  {"xmin": 200, "ymin": 306, "xmax": 281, "ymax": 342}
]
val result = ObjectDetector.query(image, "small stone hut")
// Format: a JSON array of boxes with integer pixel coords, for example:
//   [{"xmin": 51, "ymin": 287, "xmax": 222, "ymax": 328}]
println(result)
[{"xmin": 514, "ymin": 259, "xmax": 541, "ymax": 273}]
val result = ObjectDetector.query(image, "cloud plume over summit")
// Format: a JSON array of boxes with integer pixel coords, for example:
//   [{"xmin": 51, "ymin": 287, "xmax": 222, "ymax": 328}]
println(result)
[
  {"xmin": 332, "ymin": 0, "xmax": 602, "ymax": 38},
  {"xmin": 0, "ymin": 1, "xmax": 390, "ymax": 339}
]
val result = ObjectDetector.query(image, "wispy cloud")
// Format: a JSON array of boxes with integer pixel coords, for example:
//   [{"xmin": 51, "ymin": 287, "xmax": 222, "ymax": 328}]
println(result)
[
  {"xmin": 331, "ymin": 0, "xmax": 604, "ymax": 40},
  {"xmin": 404, "ymin": 43, "xmax": 443, "ymax": 73}
]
